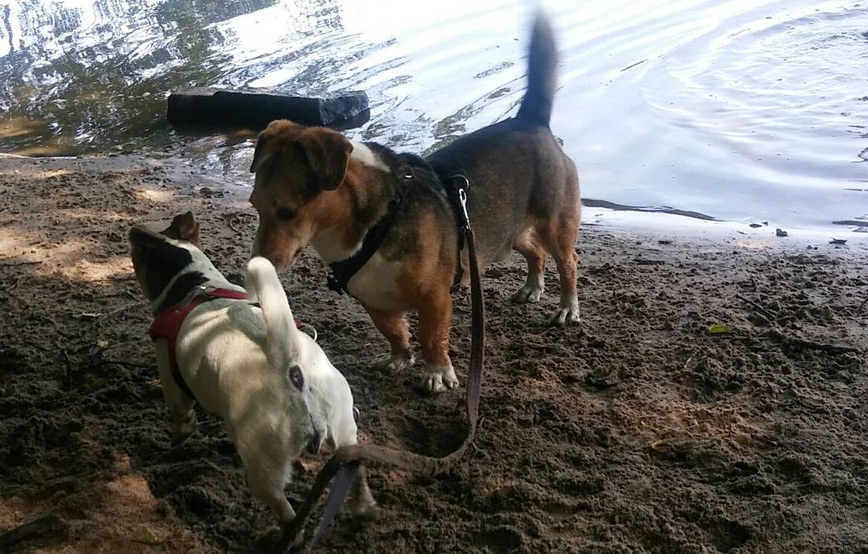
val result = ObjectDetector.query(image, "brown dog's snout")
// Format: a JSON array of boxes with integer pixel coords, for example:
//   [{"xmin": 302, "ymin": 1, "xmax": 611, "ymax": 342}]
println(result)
[{"xmin": 252, "ymin": 224, "xmax": 298, "ymax": 270}]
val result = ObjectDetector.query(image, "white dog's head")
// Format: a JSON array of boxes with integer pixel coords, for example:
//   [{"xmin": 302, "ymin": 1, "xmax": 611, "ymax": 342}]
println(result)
[
  {"xmin": 244, "ymin": 256, "xmax": 358, "ymax": 456},
  {"xmin": 291, "ymin": 332, "xmax": 358, "ymax": 454}
]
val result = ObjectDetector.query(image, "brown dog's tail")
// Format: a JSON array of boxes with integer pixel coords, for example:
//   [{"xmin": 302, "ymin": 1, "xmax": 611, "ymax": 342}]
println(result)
[{"xmin": 515, "ymin": 10, "xmax": 558, "ymax": 127}]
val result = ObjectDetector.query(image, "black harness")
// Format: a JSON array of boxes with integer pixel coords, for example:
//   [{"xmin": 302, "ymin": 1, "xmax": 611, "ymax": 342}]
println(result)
[
  {"xmin": 326, "ymin": 165, "xmax": 414, "ymax": 294},
  {"xmin": 326, "ymin": 157, "xmax": 469, "ymax": 296}
]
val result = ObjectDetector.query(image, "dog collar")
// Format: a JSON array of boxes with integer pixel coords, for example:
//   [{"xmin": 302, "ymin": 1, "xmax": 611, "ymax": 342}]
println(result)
[{"xmin": 148, "ymin": 287, "xmax": 249, "ymax": 397}]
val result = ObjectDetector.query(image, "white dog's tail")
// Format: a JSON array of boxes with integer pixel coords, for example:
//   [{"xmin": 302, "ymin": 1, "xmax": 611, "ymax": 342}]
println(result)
[{"xmin": 245, "ymin": 256, "xmax": 297, "ymax": 369}]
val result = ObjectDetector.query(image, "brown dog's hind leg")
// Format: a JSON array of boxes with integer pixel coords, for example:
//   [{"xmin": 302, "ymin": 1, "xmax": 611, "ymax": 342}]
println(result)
[
  {"xmin": 364, "ymin": 305, "xmax": 414, "ymax": 371},
  {"xmin": 539, "ymin": 215, "xmax": 580, "ymax": 325},
  {"xmin": 511, "ymin": 227, "xmax": 547, "ymax": 303},
  {"xmin": 417, "ymin": 291, "xmax": 459, "ymax": 393}
]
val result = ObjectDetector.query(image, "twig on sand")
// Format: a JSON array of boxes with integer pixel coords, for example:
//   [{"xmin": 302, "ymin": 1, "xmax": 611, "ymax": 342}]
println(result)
[
  {"xmin": 225, "ymin": 214, "xmax": 243, "ymax": 235},
  {"xmin": 737, "ymin": 294, "xmax": 777, "ymax": 322},
  {"xmin": 0, "ymin": 512, "xmax": 66, "ymax": 549},
  {"xmin": 765, "ymin": 328, "xmax": 859, "ymax": 355},
  {"xmin": 736, "ymin": 295, "xmax": 858, "ymax": 354},
  {"xmin": 0, "ymin": 259, "xmax": 42, "ymax": 267},
  {"xmin": 101, "ymin": 359, "xmax": 151, "ymax": 369},
  {"xmin": 100, "ymin": 302, "xmax": 139, "ymax": 320},
  {"xmin": 62, "ymin": 349, "xmax": 73, "ymax": 389},
  {"xmin": 633, "ymin": 258, "xmax": 666, "ymax": 266},
  {"xmin": 9, "ymin": 275, "xmax": 26, "ymax": 291},
  {"xmin": 859, "ymin": 297, "xmax": 868, "ymax": 314},
  {"xmin": 77, "ymin": 302, "xmax": 139, "ymax": 320},
  {"xmin": 533, "ymin": 325, "xmax": 560, "ymax": 337},
  {"xmin": 94, "ymin": 274, "xmax": 134, "ymax": 282},
  {"xmin": 699, "ymin": 295, "xmax": 734, "ymax": 317}
]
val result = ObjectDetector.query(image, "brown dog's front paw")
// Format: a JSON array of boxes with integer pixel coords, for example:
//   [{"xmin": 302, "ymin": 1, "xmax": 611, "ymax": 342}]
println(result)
[
  {"xmin": 511, "ymin": 282, "xmax": 544, "ymax": 304},
  {"xmin": 420, "ymin": 365, "xmax": 460, "ymax": 394},
  {"xmin": 373, "ymin": 352, "xmax": 414, "ymax": 372},
  {"xmin": 549, "ymin": 301, "xmax": 580, "ymax": 326}
]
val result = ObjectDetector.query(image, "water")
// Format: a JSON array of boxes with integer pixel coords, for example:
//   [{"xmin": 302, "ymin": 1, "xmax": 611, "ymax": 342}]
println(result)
[{"xmin": 1, "ymin": 0, "xmax": 867, "ymax": 232}]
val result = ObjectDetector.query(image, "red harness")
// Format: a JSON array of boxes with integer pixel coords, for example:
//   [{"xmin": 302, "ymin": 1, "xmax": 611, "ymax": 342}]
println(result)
[{"xmin": 149, "ymin": 288, "xmax": 248, "ymax": 396}]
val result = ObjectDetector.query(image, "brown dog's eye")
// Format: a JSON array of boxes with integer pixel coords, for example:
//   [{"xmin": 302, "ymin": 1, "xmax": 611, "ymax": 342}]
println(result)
[
  {"xmin": 289, "ymin": 365, "xmax": 304, "ymax": 390},
  {"xmin": 276, "ymin": 208, "xmax": 296, "ymax": 221}
]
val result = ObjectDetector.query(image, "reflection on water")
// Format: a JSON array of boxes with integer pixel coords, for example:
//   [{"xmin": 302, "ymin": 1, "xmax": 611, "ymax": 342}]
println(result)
[{"xmin": 1, "ymin": 0, "xmax": 867, "ymax": 231}]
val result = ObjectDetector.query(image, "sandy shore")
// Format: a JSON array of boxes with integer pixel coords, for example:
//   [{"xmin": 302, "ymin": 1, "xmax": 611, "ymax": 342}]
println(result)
[{"xmin": 1, "ymin": 154, "xmax": 867, "ymax": 553}]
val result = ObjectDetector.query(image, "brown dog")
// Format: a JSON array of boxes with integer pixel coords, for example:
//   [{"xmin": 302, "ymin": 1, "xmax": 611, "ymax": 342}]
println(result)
[{"xmin": 248, "ymin": 12, "xmax": 580, "ymax": 393}]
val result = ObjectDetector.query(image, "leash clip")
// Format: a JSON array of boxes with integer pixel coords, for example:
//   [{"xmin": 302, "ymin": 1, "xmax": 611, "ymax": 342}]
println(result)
[{"xmin": 449, "ymin": 174, "xmax": 471, "ymax": 227}]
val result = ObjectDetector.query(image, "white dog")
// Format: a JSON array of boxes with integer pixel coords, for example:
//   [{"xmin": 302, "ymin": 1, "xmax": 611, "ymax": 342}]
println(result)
[{"xmin": 129, "ymin": 212, "xmax": 376, "ymax": 537}]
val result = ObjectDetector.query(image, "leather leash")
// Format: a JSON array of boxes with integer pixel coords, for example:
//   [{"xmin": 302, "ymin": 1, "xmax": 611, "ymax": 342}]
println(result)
[{"xmin": 275, "ymin": 181, "xmax": 485, "ymax": 553}]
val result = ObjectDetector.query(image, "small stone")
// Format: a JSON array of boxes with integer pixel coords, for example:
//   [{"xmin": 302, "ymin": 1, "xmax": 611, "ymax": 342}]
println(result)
[
  {"xmin": 775, "ymin": 228, "xmax": 788, "ymax": 237},
  {"xmin": 821, "ymin": 306, "xmax": 835, "ymax": 321},
  {"xmin": 485, "ymin": 267, "xmax": 504, "ymax": 279},
  {"xmin": 130, "ymin": 524, "xmax": 165, "ymax": 545}
]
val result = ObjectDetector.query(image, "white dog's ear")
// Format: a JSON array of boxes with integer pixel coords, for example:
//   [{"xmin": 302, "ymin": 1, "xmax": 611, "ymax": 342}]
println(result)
[
  {"xmin": 164, "ymin": 212, "xmax": 200, "ymax": 245},
  {"xmin": 128, "ymin": 224, "xmax": 166, "ymax": 249}
]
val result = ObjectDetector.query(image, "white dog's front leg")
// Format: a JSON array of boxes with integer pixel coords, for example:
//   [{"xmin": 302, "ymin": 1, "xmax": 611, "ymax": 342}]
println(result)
[
  {"xmin": 155, "ymin": 340, "xmax": 197, "ymax": 444},
  {"xmin": 246, "ymin": 464, "xmax": 296, "ymax": 525}
]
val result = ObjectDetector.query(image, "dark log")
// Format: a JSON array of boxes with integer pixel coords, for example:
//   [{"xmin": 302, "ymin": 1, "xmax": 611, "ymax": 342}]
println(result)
[
  {"xmin": 166, "ymin": 88, "xmax": 370, "ymax": 132},
  {"xmin": 0, "ymin": 513, "xmax": 65, "ymax": 548}
]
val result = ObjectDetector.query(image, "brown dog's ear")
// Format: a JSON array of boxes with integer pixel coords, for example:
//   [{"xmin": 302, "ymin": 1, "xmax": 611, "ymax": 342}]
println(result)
[
  {"xmin": 128, "ymin": 224, "xmax": 166, "ymax": 249},
  {"xmin": 250, "ymin": 131, "xmax": 271, "ymax": 173},
  {"xmin": 250, "ymin": 120, "xmax": 299, "ymax": 173},
  {"xmin": 299, "ymin": 130, "xmax": 352, "ymax": 191},
  {"xmin": 164, "ymin": 212, "xmax": 200, "ymax": 245}
]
